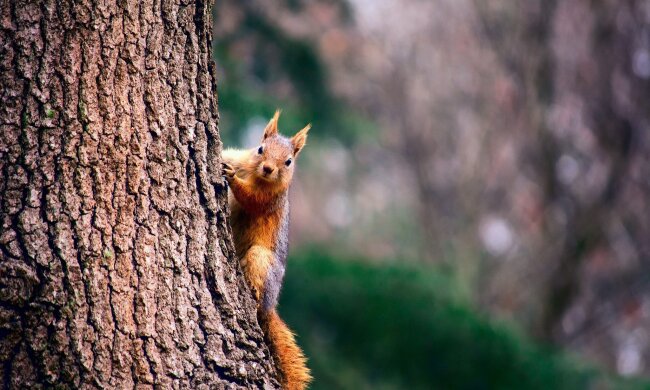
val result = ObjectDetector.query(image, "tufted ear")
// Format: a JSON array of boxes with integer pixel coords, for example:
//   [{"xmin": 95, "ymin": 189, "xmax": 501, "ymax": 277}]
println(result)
[
  {"xmin": 263, "ymin": 110, "xmax": 281, "ymax": 140},
  {"xmin": 291, "ymin": 124, "xmax": 311, "ymax": 156}
]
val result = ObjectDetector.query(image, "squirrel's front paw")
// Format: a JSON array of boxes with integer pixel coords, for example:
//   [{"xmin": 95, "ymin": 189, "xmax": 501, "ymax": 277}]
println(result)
[{"xmin": 222, "ymin": 162, "xmax": 237, "ymax": 183}]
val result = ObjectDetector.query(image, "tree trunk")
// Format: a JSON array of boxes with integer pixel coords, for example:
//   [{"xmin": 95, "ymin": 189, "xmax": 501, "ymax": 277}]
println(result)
[{"xmin": 0, "ymin": 0, "xmax": 280, "ymax": 388}]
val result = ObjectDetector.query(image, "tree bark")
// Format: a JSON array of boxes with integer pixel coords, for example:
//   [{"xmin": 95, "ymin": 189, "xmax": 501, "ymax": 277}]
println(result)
[{"xmin": 0, "ymin": 0, "xmax": 280, "ymax": 388}]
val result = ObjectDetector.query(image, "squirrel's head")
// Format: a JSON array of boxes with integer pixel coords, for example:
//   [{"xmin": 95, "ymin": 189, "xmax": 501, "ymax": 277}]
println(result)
[{"xmin": 250, "ymin": 110, "xmax": 310, "ymax": 189}]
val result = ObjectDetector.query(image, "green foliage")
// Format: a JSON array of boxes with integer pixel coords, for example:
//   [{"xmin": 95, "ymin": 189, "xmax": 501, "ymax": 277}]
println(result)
[
  {"xmin": 213, "ymin": 6, "xmax": 375, "ymax": 145},
  {"xmin": 217, "ymin": 80, "xmax": 376, "ymax": 146},
  {"xmin": 216, "ymin": 83, "xmax": 310, "ymax": 145},
  {"xmin": 279, "ymin": 250, "xmax": 649, "ymax": 390}
]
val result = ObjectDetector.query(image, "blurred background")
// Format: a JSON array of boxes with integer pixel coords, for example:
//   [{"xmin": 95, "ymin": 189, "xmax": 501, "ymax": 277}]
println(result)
[{"xmin": 212, "ymin": 1, "xmax": 650, "ymax": 389}]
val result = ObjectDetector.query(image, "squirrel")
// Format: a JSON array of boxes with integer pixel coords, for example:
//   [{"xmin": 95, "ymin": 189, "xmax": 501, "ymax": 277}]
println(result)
[{"xmin": 221, "ymin": 110, "xmax": 312, "ymax": 390}]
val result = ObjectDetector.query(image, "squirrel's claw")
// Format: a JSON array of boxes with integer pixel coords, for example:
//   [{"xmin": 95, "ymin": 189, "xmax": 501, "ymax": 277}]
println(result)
[{"xmin": 222, "ymin": 162, "xmax": 236, "ymax": 182}]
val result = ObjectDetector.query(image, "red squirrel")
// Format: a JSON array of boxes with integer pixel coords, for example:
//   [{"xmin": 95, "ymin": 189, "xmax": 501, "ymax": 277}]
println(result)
[{"xmin": 222, "ymin": 110, "xmax": 311, "ymax": 390}]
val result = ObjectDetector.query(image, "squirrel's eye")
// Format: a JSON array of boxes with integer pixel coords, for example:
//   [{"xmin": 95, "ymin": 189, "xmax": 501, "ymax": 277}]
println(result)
[
  {"xmin": 285, "ymin": 158, "xmax": 292, "ymax": 167},
  {"xmin": 258, "ymin": 146, "xmax": 264, "ymax": 154}
]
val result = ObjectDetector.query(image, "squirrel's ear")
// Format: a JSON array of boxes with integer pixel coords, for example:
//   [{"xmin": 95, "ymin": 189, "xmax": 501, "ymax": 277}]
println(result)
[
  {"xmin": 291, "ymin": 124, "xmax": 311, "ymax": 156},
  {"xmin": 263, "ymin": 110, "xmax": 281, "ymax": 140}
]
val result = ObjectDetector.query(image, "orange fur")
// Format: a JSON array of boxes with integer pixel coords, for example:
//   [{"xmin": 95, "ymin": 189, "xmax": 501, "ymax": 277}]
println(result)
[
  {"xmin": 223, "ymin": 111, "xmax": 311, "ymax": 389},
  {"xmin": 240, "ymin": 246, "xmax": 273, "ymax": 300},
  {"xmin": 264, "ymin": 109, "xmax": 282, "ymax": 138},
  {"xmin": 261, "ymin": 310, "xmax": 312, "ymax": 390},
  {"xmin": 291, "ymin": 124, "xmax": 310, "ymax": 156}
]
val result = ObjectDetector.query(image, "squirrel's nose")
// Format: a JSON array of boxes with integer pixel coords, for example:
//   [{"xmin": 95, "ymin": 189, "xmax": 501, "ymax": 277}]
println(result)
[{"xmin": 262, "ymin": 164, "xmax": 275, "ymax": 175}]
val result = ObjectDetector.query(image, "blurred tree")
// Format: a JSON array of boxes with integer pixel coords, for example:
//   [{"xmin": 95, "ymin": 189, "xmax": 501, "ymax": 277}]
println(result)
[
  {"xmin": 338, "ymin": 1, "xmax": 499, "ymax": 264},
  {"xmin": 473, "ymin": 0, "xmax": 563, "ymax": 339},
  {"xmin": 476, "ymin": 0, "xmax": 650, "ymax": 347},
  {"xmin": 471, "ymin": 2, "xmax": 650, "ymax": 372},
  {"xmin": 545, "ymin": 0, "xmax": 650, "ymax": 366}
]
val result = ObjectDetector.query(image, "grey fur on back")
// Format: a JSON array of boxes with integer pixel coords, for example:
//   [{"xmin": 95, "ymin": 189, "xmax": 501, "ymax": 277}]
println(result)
[{"xmin": 262, "ymin": 195, "xmax": 290, "ymax": 310}]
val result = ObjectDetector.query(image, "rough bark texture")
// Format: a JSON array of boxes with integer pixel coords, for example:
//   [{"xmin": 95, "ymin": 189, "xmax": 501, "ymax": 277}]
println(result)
[{"xmin": 0, "ymin": 0, "xmax": 280, "ymax": 388}]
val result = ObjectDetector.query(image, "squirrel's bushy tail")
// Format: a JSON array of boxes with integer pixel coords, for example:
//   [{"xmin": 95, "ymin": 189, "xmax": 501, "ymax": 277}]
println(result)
[{"xmin": 261, "ymin": 309, "xmax": 312, "ymax": 390}]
